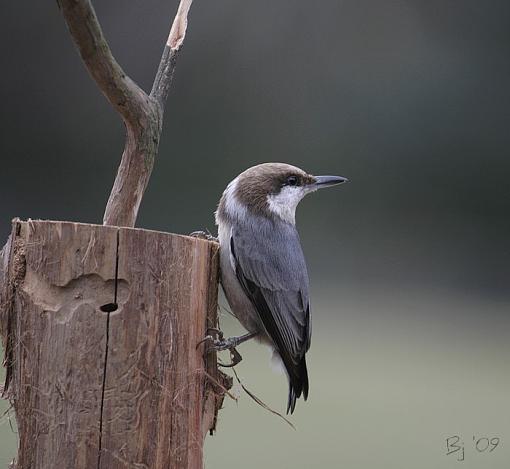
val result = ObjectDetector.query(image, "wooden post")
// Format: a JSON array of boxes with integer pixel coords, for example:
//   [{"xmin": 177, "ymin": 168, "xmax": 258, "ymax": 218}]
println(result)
[
  {"xmin": 0, "ymin": 2, "xmax": 232, "ymax": 467},
  {"xmin": 0, "ymin": 219, "xmax": 230, "ymax": 468}
]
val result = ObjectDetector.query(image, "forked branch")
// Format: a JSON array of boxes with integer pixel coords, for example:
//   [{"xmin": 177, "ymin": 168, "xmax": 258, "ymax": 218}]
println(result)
[{"xmin": 58, "ymin": 0, "xmax": 194, "ymax": 227}]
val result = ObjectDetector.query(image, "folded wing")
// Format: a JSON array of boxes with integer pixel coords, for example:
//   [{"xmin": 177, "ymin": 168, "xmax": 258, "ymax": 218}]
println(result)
[{"xmin": 229, "ymin": 220, "xmax": 311, "ymax": 413}]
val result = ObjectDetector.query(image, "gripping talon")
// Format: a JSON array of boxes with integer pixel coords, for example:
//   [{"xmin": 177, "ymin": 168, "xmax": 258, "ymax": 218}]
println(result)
[
  {"xmin": 219, "ymin": 348, "xmax": 243, "ymax": 367},
  {"xmin": 189, "ymin": 230, "xmax": 218, "ymax": 242},
  {"xmin": 206, "ymin": 327, "xmax": 224, "ymax": 340},
  {"xmin": 198, "ymin": 330, "xmax": 258, "ymax": 367},
  {"xmin": 196, "ymin": 335, "xmax": 214, "ymax": 350},
  {"xmin": 196, "ymin": 328, "xmax": 225, "ymax": 349}
]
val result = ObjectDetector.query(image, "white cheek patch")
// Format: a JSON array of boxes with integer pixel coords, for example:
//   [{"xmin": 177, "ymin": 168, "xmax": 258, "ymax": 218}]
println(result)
[{"xmin": 266, "ymin": 186, "xmax": 307, "ymax": 224}]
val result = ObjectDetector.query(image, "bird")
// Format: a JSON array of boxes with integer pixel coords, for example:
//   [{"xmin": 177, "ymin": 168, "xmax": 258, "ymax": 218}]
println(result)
[{"xmin": 213, "ymin": 162, "xmax": 347, "ymax": 414}]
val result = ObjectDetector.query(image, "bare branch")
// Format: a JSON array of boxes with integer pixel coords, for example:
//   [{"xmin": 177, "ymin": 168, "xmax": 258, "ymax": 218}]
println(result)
[
  {"xmin": 151, "ymin": 48, "xmax": 179, "ymax": 107},
  {"xmin": 167, "ymin": 0, "xmax": 194, "ymax": 51},
  {"xmin": 59, "ymin": 0, "xmax": 195, "ymax": 227},
  {"xmin": 59, "ymin": 0, "xmax": 151, "ymax": 129},
  {"xmin": 102, "ymin": 122, "xmax": 161, "ymax": 227},
  {"xmin": 151, "ymin": 0, "xmax": 194, "ymax": 105}
]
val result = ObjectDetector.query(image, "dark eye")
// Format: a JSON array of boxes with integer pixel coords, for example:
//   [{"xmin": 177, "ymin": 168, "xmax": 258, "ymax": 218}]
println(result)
[{"xmin": 286, "ymin": 176, "xmax": 299, "ymax": 186}]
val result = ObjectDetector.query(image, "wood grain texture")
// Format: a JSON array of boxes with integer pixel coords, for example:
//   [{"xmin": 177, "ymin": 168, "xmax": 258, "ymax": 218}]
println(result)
[{"xmin": 0, "ymin": 220, "xmax": 224, "ymax": 469}]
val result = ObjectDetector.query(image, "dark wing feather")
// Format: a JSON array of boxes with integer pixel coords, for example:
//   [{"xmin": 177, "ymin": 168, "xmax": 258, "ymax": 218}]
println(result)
[{"xmin": 230, "ymin": 219, "xmax": 311, "ymax": 413}]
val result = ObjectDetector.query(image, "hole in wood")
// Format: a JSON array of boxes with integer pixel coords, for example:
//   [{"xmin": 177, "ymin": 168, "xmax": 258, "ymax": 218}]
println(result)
[{"xmin": 100, "ymin": 303, "xmax": 118, "ymax": 313}]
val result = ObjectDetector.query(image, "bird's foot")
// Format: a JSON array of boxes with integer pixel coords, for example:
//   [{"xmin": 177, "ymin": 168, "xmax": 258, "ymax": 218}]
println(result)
[
  {"xmin": 189, "ymin": 230, "xmax": 218, "ymax": 242},
  {"xmin": 197, "ymin": 329, "xmax": 257, "ymax": 367}
]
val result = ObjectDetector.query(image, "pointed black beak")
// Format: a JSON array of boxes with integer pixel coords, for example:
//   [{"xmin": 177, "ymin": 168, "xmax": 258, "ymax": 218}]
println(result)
[{"xmin": 314, "ymin": 175, "xmax": 349, "ymax": 189}]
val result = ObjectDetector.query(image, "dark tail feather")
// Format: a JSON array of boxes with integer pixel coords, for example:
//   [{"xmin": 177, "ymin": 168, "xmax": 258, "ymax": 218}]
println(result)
[{"xmin": 286, "ymin": 356, "xmax": 309, "ymax": 414}]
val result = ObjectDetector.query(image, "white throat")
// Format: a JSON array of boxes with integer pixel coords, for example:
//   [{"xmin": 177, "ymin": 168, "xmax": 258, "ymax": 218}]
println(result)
[{"xmin": 267, "ymin": 186, "xmax": 310, "ymax": 225}]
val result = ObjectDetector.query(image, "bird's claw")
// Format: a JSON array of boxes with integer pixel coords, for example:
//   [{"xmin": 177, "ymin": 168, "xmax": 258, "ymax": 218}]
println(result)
[
  {"xmin": 218, "ymin": 348, "xmax": 243, "ymax": 368},
  {"xmin": 197, "ymin": 328, "xmax": 243, "ymax": 367},
  {"xmin": 196, "ymin": 327, "xmax": 223, "ymax": 349},
  {"xmin": 189, "ymin": 230, "xmax": 218, "ymax": 242}
]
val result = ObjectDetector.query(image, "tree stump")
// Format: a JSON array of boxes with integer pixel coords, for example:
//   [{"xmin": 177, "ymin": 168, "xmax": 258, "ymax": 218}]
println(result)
[{"xmin": 0, "ymin": 219, "xmax": 230, "ymax": 469}]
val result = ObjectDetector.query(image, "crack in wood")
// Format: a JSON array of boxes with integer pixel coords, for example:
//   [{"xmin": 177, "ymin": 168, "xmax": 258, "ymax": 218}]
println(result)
[{"xmin": 97, "ymin": 228, "xmax": 120, "ymax": 468}]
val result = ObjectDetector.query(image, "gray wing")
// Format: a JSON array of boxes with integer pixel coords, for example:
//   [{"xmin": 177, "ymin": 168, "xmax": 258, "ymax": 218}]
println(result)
[{"xmin": 230, "ymin": 219, "xmax": 310, "ymax": 413}]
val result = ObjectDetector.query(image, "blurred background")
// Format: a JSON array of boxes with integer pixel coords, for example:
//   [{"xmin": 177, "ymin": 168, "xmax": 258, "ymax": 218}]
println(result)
[{"xmin": 1, "ymin": 0, "xmax": 509, "ymax": 467}]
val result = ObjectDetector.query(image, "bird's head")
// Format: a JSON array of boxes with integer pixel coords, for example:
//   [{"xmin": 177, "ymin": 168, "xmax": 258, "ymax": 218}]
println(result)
[{"xmin": 217, "ymin": 163, "xmax": 348, "ymax": 225}]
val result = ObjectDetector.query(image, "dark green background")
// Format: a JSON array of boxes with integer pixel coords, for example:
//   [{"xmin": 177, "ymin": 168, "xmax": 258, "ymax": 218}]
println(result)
[{"xmin": 1, "ymin": 1, "xmax": 509, "ymax": 467}]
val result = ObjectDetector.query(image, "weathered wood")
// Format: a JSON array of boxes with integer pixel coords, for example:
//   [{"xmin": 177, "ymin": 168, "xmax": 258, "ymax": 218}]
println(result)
[{"xmin": 1, "ymin": 220, "xmax": 228, "ymax": 469}]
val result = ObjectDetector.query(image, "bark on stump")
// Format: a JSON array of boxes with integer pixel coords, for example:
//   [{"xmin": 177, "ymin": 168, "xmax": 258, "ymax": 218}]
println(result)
[{"xmin": 0, "ymin": 219, "xmax": 230, "ymax": 469}]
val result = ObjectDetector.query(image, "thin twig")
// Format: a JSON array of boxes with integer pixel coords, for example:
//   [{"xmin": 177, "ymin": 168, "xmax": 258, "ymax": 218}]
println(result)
[
  {"xmin": 231, "ymin": 367, "xmax": 296, "ymax": 430},
  {"xmin": 203, "ymin": 370, "xmax": 238, "ymax": 402},
  {"xmin": 151, "ymin": 0, "xmax": 194, "ymax": 105}
]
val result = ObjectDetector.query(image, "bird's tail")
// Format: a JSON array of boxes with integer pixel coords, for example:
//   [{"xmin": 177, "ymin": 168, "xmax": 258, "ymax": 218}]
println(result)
[{"xmin": 286, "ymin": 356, "xmax": 309, "ymax": 414}]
